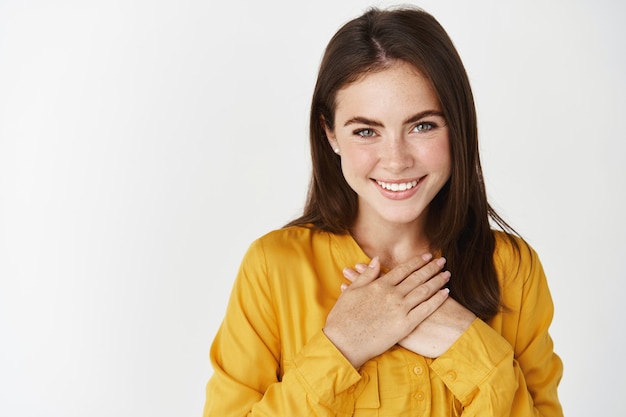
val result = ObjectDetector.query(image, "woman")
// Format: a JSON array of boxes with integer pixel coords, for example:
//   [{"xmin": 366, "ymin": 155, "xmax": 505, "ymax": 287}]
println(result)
[{"xmin": 203, "ymin": 6, "xmax": 563, "ymax": 416}]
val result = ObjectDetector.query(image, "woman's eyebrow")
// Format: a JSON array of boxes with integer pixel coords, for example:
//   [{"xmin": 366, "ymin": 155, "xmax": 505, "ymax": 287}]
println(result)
[
  {"xmin": 343, "ymin": 116, "xmax": 384, "ymax": 127},
  {"xmin": 403, "ymin": 110, "xmax": 445, "ymax": 125},
  {"xmin": 343, "ymin": 110, "xmax": 444, "ymax": 127}
]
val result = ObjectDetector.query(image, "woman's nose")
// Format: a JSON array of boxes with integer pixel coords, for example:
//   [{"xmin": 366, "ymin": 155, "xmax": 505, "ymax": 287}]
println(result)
[{"xmin": 381, "ymin": 136, "xmax": 414, "ymax": 173}]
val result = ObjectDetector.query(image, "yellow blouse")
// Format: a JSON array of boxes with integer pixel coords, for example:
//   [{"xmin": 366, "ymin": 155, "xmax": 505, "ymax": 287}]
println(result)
[{"xmin": 203, "ymin": 226, "xmax": 563, "ymax": 416}]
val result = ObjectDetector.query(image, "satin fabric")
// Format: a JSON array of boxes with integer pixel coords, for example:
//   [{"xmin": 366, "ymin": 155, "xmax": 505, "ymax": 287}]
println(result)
[{"xmin": 203, "ymin": 226, "xmax": 563, "ymax": 416}]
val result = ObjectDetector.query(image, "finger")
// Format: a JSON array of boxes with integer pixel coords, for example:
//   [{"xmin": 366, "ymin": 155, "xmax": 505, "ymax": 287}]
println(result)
[
  {"xmin": 350, "ymin": 256, "xmax": 381, "ymax": 288},
  {"xmin": 383, "ymin": 253, "xmax": 434, "ymax": 286},
  {"xmin": 406, "ymin": 288, "xmax": 450, "ymax": 324},
  {"xmin": 342, "ymin": 267, "xmax": 359, "ymax": 283},
  {"xmin": 354, "ymin": 263, "xmax": 367, "ymax": 273},
  {"xmin": 404, "ymin": 270, "xmax": 451, "ymax": 306},
  {"xmin": 396, "ymin": 257, "xmax": 446, "ymax": 294}
]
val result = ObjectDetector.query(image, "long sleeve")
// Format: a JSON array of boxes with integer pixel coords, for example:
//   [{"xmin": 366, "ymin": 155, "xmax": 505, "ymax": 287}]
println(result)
[
  {"xmin": 203, "ymin": 238, "xmax": 364, "ymax": 417},
  {"xmin": 430, "ymin": 238, "xmax": 563, "ymax": 416},
  {"xmin": 202, "ymin": 227, "xmax": 563, "ymax": 416}
]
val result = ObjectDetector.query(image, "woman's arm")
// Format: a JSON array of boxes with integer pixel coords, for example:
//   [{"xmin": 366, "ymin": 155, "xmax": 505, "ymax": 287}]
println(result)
[
  {"xmin": 342, "ymin": 241, "xmax": 563, "ymax": 416},
  {"xmin": 203, "ymin": 240, "xmax": 452, "ymax": 416},
  {"xmin": 413, "ymin": 243, "xmax": 563, "ymax": 416},
  {"xmin": 429, "ymin": 314, "xmax": 562, "ymax": 416},
  {"xmin": 203, "ymin": 240, "xmax": 362, "ymax": 417}
]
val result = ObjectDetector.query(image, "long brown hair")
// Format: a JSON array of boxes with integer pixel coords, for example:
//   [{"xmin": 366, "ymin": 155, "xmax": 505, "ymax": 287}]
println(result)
[{"xmin": 287, "ymin": 6, "xmax": 517, "ymax": 320}]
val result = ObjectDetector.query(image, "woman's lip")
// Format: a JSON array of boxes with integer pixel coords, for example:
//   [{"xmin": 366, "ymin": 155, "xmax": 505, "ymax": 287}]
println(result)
[
  {"xmin": 375, "ymin": 178, "xmax": 420, "ymax": 191},
  {"xmin": 372, "ymin": 177, "xmax": 424, "ymax": 200}
]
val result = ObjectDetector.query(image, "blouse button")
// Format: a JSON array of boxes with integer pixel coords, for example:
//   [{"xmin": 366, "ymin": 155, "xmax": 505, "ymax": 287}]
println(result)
[
  {"xmin": 348, "ymin": 386, "xmax": 356, "ymax": 394},
  {"xmin": 413, "ymin": 365, "xmax": 424, "ymax": 375},
  {"xmin": 446, "ymin": 371, "xmax": 457, "ymax": 381},
  {"xmin": 415, "ymin": 390, "xmax": 425, "ymax": 401}
]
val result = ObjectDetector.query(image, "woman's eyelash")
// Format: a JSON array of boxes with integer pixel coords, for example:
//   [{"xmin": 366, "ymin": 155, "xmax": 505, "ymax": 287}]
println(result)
[
  {"xmin": 352, "ymin": 120, "xmax": 441, "ymax": 137},
  {"xmin": 413, "ymin": 121, "xmax": 437, "ymax": 132},
  {"xmin": 353, "ymin": 128, "xmax": 376, "ymax": 138}
]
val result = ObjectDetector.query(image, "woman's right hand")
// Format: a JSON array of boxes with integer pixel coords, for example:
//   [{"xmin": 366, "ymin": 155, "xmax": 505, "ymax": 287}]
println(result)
[{"xmin": 323, "ymin": 254, "xmax": 450, "ymax": 369}]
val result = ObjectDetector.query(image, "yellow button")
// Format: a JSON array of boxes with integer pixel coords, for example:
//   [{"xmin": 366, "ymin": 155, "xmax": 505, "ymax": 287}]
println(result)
[
  {"xmin": 416, "ymin": 391, "xmax": 425, "ymax": 401},
  {"xmin": 413, "ymin": 365, "xmax": 424, "ymax": 375},
  {"xmin": 446, "ymin": 371, "xmax": 457, "ymax": 381},
  {"xmin": 348, "ymin": 386, "xmax": 356, "ymax": 394}
]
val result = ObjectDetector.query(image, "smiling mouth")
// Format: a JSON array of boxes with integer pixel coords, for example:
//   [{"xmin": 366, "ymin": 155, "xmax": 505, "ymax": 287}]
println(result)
[{"xmin": 376, "ymin": 179, "xmax": 419, "ymax": 191}]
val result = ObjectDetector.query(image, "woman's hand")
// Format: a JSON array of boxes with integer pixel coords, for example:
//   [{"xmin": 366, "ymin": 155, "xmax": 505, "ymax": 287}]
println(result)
[
  {"xmin": 341, "ymin": 259, "xmax": 476, "ymax": 359},
  {"xmin": 398, "ymin": 297, "xmax": 476, "ymax": 358},
  {"xmin": 323, "ymin": 254, "xmax": 450, "ymax": 369}
]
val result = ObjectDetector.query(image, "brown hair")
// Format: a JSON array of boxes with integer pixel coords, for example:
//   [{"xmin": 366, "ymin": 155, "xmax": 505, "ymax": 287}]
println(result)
[{"xmin": 287, "ymin": 6, "xmax": 517, "ymax": 320}]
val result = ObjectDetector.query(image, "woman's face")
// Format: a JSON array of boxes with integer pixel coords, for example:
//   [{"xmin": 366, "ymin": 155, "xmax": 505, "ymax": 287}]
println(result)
[{"xmin": 325, "ymin": 61, "xmax": 451, "ymax": 231}]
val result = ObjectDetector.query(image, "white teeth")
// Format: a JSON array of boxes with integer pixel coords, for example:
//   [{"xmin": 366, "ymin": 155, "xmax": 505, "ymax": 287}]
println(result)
[{"xmin": 376, "ymin": 180, "xmax": 419, "ymax": 191}]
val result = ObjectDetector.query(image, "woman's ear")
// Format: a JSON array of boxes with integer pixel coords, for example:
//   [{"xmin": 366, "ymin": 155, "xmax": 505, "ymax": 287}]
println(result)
[{"xmin": 320, "ymin": 116, "xmax": 339, "ymax": 154}]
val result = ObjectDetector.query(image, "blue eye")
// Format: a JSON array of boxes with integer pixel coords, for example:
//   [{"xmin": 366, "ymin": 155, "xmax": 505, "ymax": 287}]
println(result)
[
  {"xmin": 354, "ymin": 128, "xmax": 376, "ymax": 138},
  {"xmin": 414, "ymin": 122, "xmax": 435, "ymax": 132}
]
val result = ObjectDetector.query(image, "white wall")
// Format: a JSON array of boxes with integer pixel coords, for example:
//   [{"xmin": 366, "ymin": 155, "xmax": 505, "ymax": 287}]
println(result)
[{"xmin": 0, "ymin": 0, "xmax": 624, "ymax": 415}]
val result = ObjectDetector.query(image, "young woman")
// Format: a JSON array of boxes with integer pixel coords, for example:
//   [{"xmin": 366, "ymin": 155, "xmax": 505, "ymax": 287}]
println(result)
[{"xmin": 203, "ymin": 6, "xmax": 563, "ymax": 416}]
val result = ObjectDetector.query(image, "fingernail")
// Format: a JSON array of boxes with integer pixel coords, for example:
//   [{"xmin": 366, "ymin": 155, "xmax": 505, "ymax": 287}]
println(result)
[
  {"xmin": 436, "ymin": 257, "xmax": 446, "ymax": 267},
  {"xmin": 422, "ymin": 253, "xmax": 433, "ymax": 262},
  {"xmin": 442, "ymin": 270, "xmax": 451, "ymax": 280},
  {"xmin": 355, "ymin": 263, "xmax": 367, "ymax": 273},
  {"xmin": 369, "ymin": 256, "xmax": 379, "ymax": 268},
  {"xmin": 340, "ymin": 283, "xmax": 348, "ymax": 291}
]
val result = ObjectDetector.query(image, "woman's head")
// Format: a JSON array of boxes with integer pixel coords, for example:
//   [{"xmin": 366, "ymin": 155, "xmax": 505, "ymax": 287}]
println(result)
[
  {"xmin": 290, "ymin": 6, "xmax": 510, "ymax": 320},
  {"xmin": 304, "ymin": 6, "xmax": 484, "ymax": 243},
  {"xmin": 323, "ymin": 61, "xmax": 452, "ymax": 234}
]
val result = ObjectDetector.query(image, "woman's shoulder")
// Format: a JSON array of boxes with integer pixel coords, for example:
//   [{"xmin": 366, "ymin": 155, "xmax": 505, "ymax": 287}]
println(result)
[
  {"xmin": 492, "ymin": 229, "xmax": 542, "ymax": 285},
  {"xmin": 239, "ymin": 224, "xmax": 344, "ymax": 279},
  {"xmin": 247, "ymin": 224, "xmax": 334, "ymax": 257},
  {"xmin": 255, "ymin": 224, "xmax": 323, "ymax": 244},
  {"xmin": 492, "ymin": 229, "xmax": 536, "ymax": 259}
]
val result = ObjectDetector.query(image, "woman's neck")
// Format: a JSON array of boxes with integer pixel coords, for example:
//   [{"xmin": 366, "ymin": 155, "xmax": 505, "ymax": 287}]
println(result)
[{"xmin": 350, "ymin": 219, "xmax": 432, "ymax": 269}]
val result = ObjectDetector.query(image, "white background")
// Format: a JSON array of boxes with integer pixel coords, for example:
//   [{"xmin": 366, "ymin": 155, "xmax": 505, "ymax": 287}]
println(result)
[{"xmin": 1, "ymin": 0, "xmax": 624, "ymax": 416}]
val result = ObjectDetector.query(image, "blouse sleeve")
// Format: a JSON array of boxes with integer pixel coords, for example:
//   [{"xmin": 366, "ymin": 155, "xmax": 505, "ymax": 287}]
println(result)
[
  {"xmin": 202, "ymin": 239, "xmax": 363, "ymax": 417},
  {"xmin": 429, "ymin": 242, "xmax": 563, "ymax": 416}
]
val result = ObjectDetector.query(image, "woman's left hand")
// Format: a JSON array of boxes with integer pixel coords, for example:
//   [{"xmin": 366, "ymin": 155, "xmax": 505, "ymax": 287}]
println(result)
[
  {"xmin": 342, "ymin": 263, "xmax": 476, "ymax": 358},
  {"xmin": 397, "ymin": 296, "xmax": 476, "ymax": 358}
]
